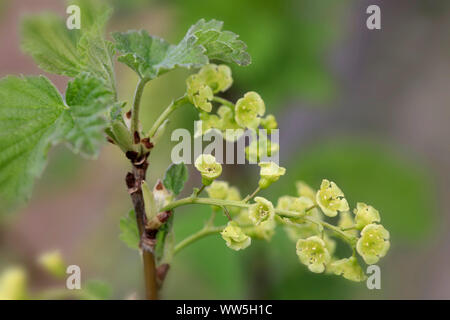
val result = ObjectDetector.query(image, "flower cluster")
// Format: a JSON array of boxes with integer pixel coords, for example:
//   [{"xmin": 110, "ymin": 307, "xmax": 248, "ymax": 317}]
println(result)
[
  {"xmin": 194, "ymin": 159, "xmax": 391, "ymax": 282},
  {"xmin": 187, "ymin": 64, "xmax": 232, "ymax": 112},
  {"xmin": 185, "ymin": 65, "xmax": 390, "ymax": 285},
  {"xmin": 187, "ymin": 64, "xmax": 280, "ymax": 160}
]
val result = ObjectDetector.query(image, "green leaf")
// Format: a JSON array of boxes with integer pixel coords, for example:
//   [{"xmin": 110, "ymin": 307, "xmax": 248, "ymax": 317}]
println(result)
[
  {"xmin": 119, "ymin": 210, "xmax": 140, "ymax": 250},
  {"xmin": 83, "ymin": 280, "xmax": 112, "ymax": 300},
  {"xmin": 0, "ymin": 76, "xmax": 69, "ymax": 212},
  {"xmin": 22, "ymin": 2, "xmax": 115, "ymax": 90},
  {"xmin": 77, "ymin": 30, "xmax": 117, "ymax": 97},
  {"xmin": 68, "ymin": 0, "xmax": 112, "ymax": 31},
  {"xmin": 63, "ymin": 73, "xmax": 113, "ymax": 158},
  {"xmin": 113, "ymin": 18, "xmax": 251, "ymax": 79},
  {"xmin": 154, "ymin": 215, "xmax": 174, "ymax": 265},
  {"xmin": 21, "ymin": 14, "xmax": 82, "ymax": 77},
  {"xmin": 163, "ymin": 162, "xmax": 188, "ymax": 195}
]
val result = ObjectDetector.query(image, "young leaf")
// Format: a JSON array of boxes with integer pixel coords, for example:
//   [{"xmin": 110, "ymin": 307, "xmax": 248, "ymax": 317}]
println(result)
[
  {"xmin": 119, "ymin": 210, "xmax": 140, "ymax": 250},
  {"xmin": 163, "ymin": 163, "xmax": 188, "ymax": 195},
  {"xmin": 21, "ymin": 14, "xmax": 82, "ymax": 77},
  {"xmin": 113, "ymin": 19, "xmax": 251, "ymax": 80},
  {"xmin": 0, "ymin": 76, "xmax": 69, "ymax": 213},
  {"xmin": 154, "ymin": 215, "xmax": 174, "ymax": 265},
  {"xmin": 77, "ymin": 30, "xmax": 117, "ymax": 97},
  {"xmin": 63, "ymin": 73, "xmax": 114, "ymax": 158}
]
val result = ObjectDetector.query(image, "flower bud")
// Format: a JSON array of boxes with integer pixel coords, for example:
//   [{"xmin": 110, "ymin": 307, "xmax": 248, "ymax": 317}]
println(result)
[
  {"xmin": 295, "ymin": 181, "xmax": 316, "ymax": 203},
  {"xmin": 38, "ymin": 250, "xmax": 66, "ymax": 278},
  {"xmin": 0, "ymin": 267, "xmax": 27, "ymax": 300},
  {"xmin": 338, "ymin": 211, "xmax": 358, "ymax": 237},
  {"xmin": 111, "ymin": 120, "xmax": 137, "ymax": 153},
  {"xmin": 206, "ymin": 181, "xmax": 229, "ymax": 200},
  {"xmin": 186, "ymin": 74, "xmax": 213, "ymax": 112},
  {"xmin": 354, "ymin": 202, "xmax": 380, "ymax": 230},
  {"xmin": 260, "ymin": 114, "xmax": 277, "ymax": 133}
]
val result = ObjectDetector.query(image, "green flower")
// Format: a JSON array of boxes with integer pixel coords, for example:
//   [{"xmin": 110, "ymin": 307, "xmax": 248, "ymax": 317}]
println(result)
[
  {"xmin": 221, "ymin": 221, "xmax": 251, "ymax": 251},
  {"xmin": 206, "ymin": 181, "xmax": 229, "ymax": 200},
  {"xmin": 38, "ymin": 250, "xmax": 66, "ymax": 278},
  {"xmin": 284, "ymin": 222, "xmax": 319, "ymax": 242},
  {"xmin": 329, "ymin": 256, "xmax": 367, "ymax": 282},
  {"xmin": 258, "ymin": 161, "xmax": 286, "ymax": 189},
  {"xmin": 249, "ymin": 196, "xmax": 275, "ymax": 225},
  {"xmin": 357, "ymin": 224, "xmax": 390, "ymax": 264},
  {"xmin": 316, "ymin": 179, "xmax": 349, "ymax": 217},
  {"xmin": 276, "ymin": 195, "xmax": 315, "ymax": 217},
  {"xmin": 296, "ymin": 181, "xmax": 316, "ymax": 203},
  {"xmin": 246, "ymin": 133, "xmax": 279, "ymax": 163},
  {"xmin": 206, "ymin": 181, "xmax": 241, "ymax": 213},
  {"xmin": 0, "ymin": 267, "xmax": 27, "ymax": 300},
  {"xmin": 198, "ymin": 64, "xmax": 233, "ymax": 93},
  {"xmin": 338, "ymin": 211, "xmax": 358, "ymax": 237},
  {"xmin": 234, "ymin": 91, "xmax": 265, "ymax": 129},
  {"xmin": 195, "ymin": 112, "xmax": 221, "ymax": 137},
  {"xmin": 354, "ymin": 202, "xmax": 381, "ymax": 230},
  {"xmin": 296, "ymin": 236, "xmax": 331, "ymax": 273},
  {"xmin": 245, "ymin": 218, "xmax": 276, "ymax": 241},
  {"xmin": 217, "ymin": 106, "xmax": 244, "ymax": 141},
  {"xmin": 260, "ymin": 114, "xmax": 278, "ymax": 133},
  {"xmin": 186, "ymin": 74, "xmax": 214, "ymax": 112},
  {"xmin": 194, "ymin": 154, "xmax": 222, "ymax": 185}
]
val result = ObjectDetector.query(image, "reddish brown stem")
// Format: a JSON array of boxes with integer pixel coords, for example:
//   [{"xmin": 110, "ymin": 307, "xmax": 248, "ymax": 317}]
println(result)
[{"xmin": 126, "ymin": 156, "xmax": 158, "ymax": 300}]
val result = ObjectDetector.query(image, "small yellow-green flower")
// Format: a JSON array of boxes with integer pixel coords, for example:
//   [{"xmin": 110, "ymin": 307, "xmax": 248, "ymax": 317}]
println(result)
[
  {"xmin": 186, "ymin": 74, "xmax": 214, "ymax": 112},
  {"xmin": 38, "ymin": 250, "xmax": 66, "ymax": 278},
  {"xmin": 258, "ymin": 161, "xmax": 286, "ymax": 189},
  {"xmin": 198, "ymin": 64, "xmax": 233, "ymax": 93},
  {"xmin": 221, "ymin": 221, "xmax": 251, "ymax": 251},
  {"xmin": 329, "ymin": 256, "xmax": 366, "ymax": 282},
  {"xmin": 246, "ymin": 133, "xmax": 279, "ymax": 163},
  {"xmin": 194, "ymin": 154, "xmax": 222, "ymax": 185},
  {"xmin": 296, "ymin": 236, "xmax": 331, "ymax": 273},
  {"xmin": 234, "ymin": 92, "xmax": 265, "ymax": 129},
  {"xmin": 245, "ymin": 218, "xmax": 276, "ymax": 241},
  {"xmin": 276, "ymin": 195, "xmax": 315, "ymax": 217},
  {"xmin": 249, "ymin": 196, "xmax": 275, "ymax": 225},
  {"xmin": 195, "ymin": 112, "xmax": 221, "ymax": 137},
  {"xmin": 284, "ymin": 222, "xmax": 319, "ymax": 242},
  {"xmin": 316, "ymin": 179, "xmax": 349, "ymax": 217},
  {"xmin": 357, "ymin": 224, "xmax": 390, "ymax": 264},
  {"xmin": 338, "ymin": 211, "xmax": 358, "ymax": 237},
  {"xmin": 354, "ymin": 202, "xmax": 381, "ymax": 230},
  {"xmin": 0, "ymin": 267, "xmax": 27, "ymax": 300},
  {"xmin": 296, "ymin": 181, "xmax": 316, "ymax": 203},
  {"xmin": 217, "ymin": 106, "xmax": 244, "ymax": 141},
  {"xmin": 260, "ymin": 114, "xmax": 278, "ymax": 133},
  {"xmin": 276, "ymin": 196, "xmax": 296, "ymax": 211},
  {"xmin": 206, "ymin": 181, "xmax": 229, "ymax": 200}
]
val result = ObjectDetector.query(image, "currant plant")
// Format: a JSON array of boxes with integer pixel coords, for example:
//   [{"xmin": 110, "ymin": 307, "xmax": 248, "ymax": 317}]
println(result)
[{"xmin": 0, "ymin": 1, "xmax": 390, "ymax": 299}]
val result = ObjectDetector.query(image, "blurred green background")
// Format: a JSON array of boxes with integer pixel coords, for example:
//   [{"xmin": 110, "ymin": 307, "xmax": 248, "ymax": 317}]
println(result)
[{"xmin": 0, "ymin": 0, "xmax": 449, "ymax": 299}]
